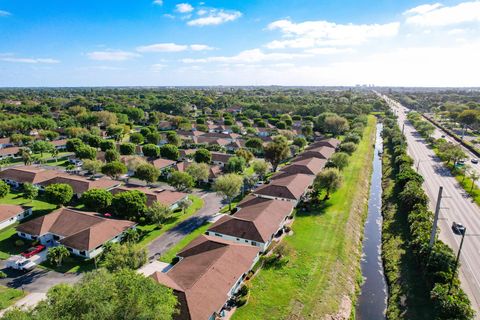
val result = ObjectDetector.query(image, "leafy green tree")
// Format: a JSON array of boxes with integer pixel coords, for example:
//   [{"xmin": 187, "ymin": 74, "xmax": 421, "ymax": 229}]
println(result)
[
  {"xmin": 194, "ymin": 148, "xmax": 211, "ymax": 163},
  {"xmin": 399, "ymin": 181, "xmax": 429, "ymax": 211},
  {"xmin": 135, "ymin": 163, "xmax": 160, "ymax": 184},
  {"xmin": 343, "ymin": 133, "xmax": 361, "ymax": 144},
  {"xmin": 292, "ymin": 137, "xmax": 307, "ymax": 149},
  {"xmin": 145, "ymin": 201, "xmax": 173, "ymax": 226},
  {"xmin": 122, "ymin": 228, "xmax": 140, "ymax": 244},
  {"xmin": 111, "ymin": 190, "xmax": 147, "ymax": 219},
  {"xmin": 80, "ymin": 189, "xmax": 113, "ymax": 212},
  {"xmin": 129, "ymin": 132, "xmax": 144, "ymax": 144},
  {"xmin": 142, "ymin": 144, "xmax": 160, "ymax": 158},
  {"xmin": 32, "ymin": 141, "xmax": 54, "ymax": 157},
  {"xmin": 235, "ymin": 148, "xmax": 254, "ymax": 163},
  {"xmin": 99, "ymin": 139, "xmax": 116, "ymax": 151},
  {"xmin": 105, "ymin": 149, "xmax": 120, "ymax": 163},
  {"xmin": 45, "ymin": 183, "xmax": 73, "ymax": 206},
  {"xmin": 160, "ymin": 144, "xmax": 179, "ymax": 160},
  {"xmin": 120, "ymin": 143, "xmax": 136, "ymax": 155},
  {"xmin": 106, "ymin": 124, "xmax": 125, "ymax": 141},
  {"xmin": 145, "ymin": 131, "xmax": 161, "ymax": 145},
  {"xmin": 245, "ymin": 137, "xmax": 263, "ymax": 150},
  {"xmin": 101, "ymin": 161, "xmax": 127, "ymax": 179},
  {"xmin": 20, "ymin": 148, "xmax": 32, "ymax": 165},
  {"xmin": 177, "ymin": 197, "xmax": 192, "ymax": 214},
  {"xmin": 264, "ymin": 135, "xmax": 290, "ymax": 171},
  {"xmin": 82, "ymin": 159, "xmax": 102, "ymax": 174},
  {"xmin": 47, "ymin": 245, "xmax": 70, "ymax": 267},
  {"xmin": 468, "ymin": 170, "xmax": 480, "ymax": 192},
  {"xmin": 100, "ymin": 243, "xmax": 147, "ymax": 272},
  {"xmin": 431, "ymin": 283, "xmax": 475, "ymax": 320},
  {"xmin": 186, "ymin": 162, "xmax": 210, "ymax": 184},
  {"xmin": 339, "ymin": 142, "xmax": 357, "ymax": 155},
  {"xmin": 226, "ymin": 156, "xmax": 246, "ymax": 173},
  {"xmin": 328, "ymin": 152, "xmax": 349, "ymax": 170},
  {"xmin": 75, "ymin": 145, "xmax": 97, "ymax": 160},
  {"xmin": 252, "ymin": 159, "xmax": 269, "ymax": 179},
  {"xmin": 166, "ymin": 132, "xmax": 181, "ymax": 146},
  {"xmin": 22, "ymin": 183, "xmax": 38, "ymax": 201},
  {"xmin": 324, "ymin": 115, "xmax": 349, "ymax": 136},
  {"xmin": 66, "ymin": 138, "xmax": 83, "ymax": 152},
  {"xmin": 213, "ymin": 173, "xmax": 243, "ymax": 211},
  {"xmin": 169, "ymin": 171, "xmax": 194, "ymax": 191},
  {"xmin": 0, "ymin": 180, "xmax": 9, "ymax": 199},
  {"xmin": 314, "ymin": 168, "xmax": 343, "ymax": 200}
]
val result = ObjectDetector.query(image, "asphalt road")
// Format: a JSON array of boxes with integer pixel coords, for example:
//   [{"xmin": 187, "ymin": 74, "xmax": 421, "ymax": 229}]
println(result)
[
  {"xmin": 383, "ymin": 95, "xmax": 480, "ymax": 317},
  {"xmin": 147, "ymin": 190, "xmax": 223, "ymax": 259}
]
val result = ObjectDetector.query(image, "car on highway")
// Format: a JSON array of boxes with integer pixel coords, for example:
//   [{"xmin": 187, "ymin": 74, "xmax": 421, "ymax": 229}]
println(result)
[
  {"xmin": 21, "ymin": 244, "xmax": 46, "ymax": 258},
  {"xmin": 471, "ymin": 158, "xmax": 478, "ymax": 164},
  {"xmin": 441, "ymin": 134, "xmax": 446, "ymax": 138},
  {"xmin": 452, "ymin": 221, "xmax": 466, "ymax": 235}
]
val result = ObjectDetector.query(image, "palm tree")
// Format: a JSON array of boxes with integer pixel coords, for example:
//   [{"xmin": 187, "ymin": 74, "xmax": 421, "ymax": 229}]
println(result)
[
  {"xmin": 47, "ymin": 245, "xmax": 70, "ymax": 267},
  {"xmin": 178, "ymin": 197, "xmax": 192, "ymax": 214},
  {"xmin": 469, "ymin": 170, "xmax": 480, "ymax": 192},
  {"xmin": 51, "ymin": 148, "xmax": 59, "ymax": 162}
]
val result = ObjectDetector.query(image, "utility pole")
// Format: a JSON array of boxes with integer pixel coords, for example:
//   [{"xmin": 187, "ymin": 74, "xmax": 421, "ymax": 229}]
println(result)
[
  {"xmin": 416, "ymin": 159, "xmax": 423, "ymax": 172},
  {"xmin": 429, "ymin": 186, "xmax": 443, "ymax": 247},
  {"xmin": 449, "ymin": 227, "xmax": 466, "ymax": 293},
  {"xmin": 402, "ymin": 123, "xmax": 405, "ymax": 135}
]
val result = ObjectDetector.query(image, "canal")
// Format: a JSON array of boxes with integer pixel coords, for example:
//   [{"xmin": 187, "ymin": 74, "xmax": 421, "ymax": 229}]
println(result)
[{"xmin": 356, "ymin": 122, "xmax": 388, "ymax": 319}]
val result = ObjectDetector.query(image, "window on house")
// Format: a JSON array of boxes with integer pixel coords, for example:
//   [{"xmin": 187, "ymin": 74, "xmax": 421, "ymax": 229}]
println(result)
[
  {"xmin": 214, "ymin": 233, "xmax": 222, "ymax": 237},
  {"xmin": 252, "ymin": 241, "xmax": 257, "ymax": 246},
  {"xmin": 53, "ymin": 235, "xmax": 60, "ymax": 241},
  {"xmin": 79, "ymin": 250, "xmax": 86, "ymax": 256}
]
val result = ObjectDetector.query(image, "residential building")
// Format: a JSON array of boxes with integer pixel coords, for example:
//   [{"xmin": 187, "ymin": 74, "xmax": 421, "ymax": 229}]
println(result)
[
  {"xmin": 279, "ymin": 157, "xmax": 327, "ymax": 176},
  {"xmin": 38, "ymin": 174, "xmax": 120, "ymax": 198},
  {"xmin": 0, "ymin": 146, "xmax": 20, "ymax": 160},
  {"xmin": 0, "ymin": 166, "xmax": 59, "ymax": 188},
  {"xmin": 210, "ymin": 152, "xmax": 233, "ymax": 167},
  {"xmin": 253, "ymin": 173, "xmax": 314, "ymax": 204},
  {"xmin": 150, "ymin": 235, "xmax": 260, "ymax": 320},
  {"xmin": 294, "ymin": 146, "xmax": 335, "ymax": 161},
  {"xmin": 110, "ymin": 186, "xmax": 187, "ymax": 209},
  {"xmin": 206, "ymin": 195, "xmax": 294, "ymax": 251},
  {"xmin": 16, "ymin": 207, "xmax": 136, "ymax": 258},
  {"xmin": 0, "ymin": 204, "xmax": 32, "ymax": 230}
]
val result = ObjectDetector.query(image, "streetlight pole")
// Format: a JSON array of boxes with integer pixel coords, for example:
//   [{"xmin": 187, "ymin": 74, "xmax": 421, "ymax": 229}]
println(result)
[
  {"xmin": 429, "ymin": 186, "xmax": 443, "ymax": 247},
  {"xmin": 449, "ymin": 228, "xmax": 466, "ymax": 294}
]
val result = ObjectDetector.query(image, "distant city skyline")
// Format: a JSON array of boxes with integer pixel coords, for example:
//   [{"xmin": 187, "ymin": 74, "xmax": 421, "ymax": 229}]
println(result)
[{"xmin": 1, "ymin": 0, "xmax": 479, "ymax": 87}]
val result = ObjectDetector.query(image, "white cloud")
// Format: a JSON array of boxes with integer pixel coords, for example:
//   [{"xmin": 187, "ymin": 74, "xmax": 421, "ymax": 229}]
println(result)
[
  {"xmin": 1, "ymin": 56, "xmax": 59, "ymax": 64},
  {"xmin": 87, "ymin": 50, "xmax": 140, "ymax": 61},
  {"xmin": 304, "ymin": 47, "xmax": 354, "ymax": 55},
  {"xmin": 136, "ymin": 43, "xmax": 213, "ymax": 52},
  {"xmin": 164, "ymin": 14, "xmax": 175, "ymax": 19},
  {"xmin": 181, "ymin": 48, "xmax": 309, "ymax": 64},
  {"xmin": 266, "ymin": 19, "xmax": 400, "ymax": 48},
  {"xmin": 197, "ymin": 9, "xmax": 207, "ymax": 16},
  {"xmin": 187, "ymin": 9, "xmax": 242, "ymax": 26},
  {"xmin": 153, "ymin": 0, "xmax": 163, "ymax": 5},
  {"xmin": 152, "ymin": 63, "xmax": 167, "ymax": 72},
  {"xmin": 176, "ymin": 3, "xmax": 194, "ymax": 13},
  {"xmin": 190, "ymin": 44, "xmax": 214, "ymax": 51},
  {"xmin": 403, "ymin": 3, "xmax": 443, "ymax": 15},
  {"xmin": 0, "ymin": 10, "xmax": 11, "ymax": 17},
  {"xmin": 405, "ymin": 1, "xmax": 480, "ymax": 26},
  {"xmin": 137, "ymin": 43, "xmax": 188, "ymax": 52}
]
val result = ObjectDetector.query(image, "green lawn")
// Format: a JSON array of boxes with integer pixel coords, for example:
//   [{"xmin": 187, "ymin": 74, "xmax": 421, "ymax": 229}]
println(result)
[
  {"xmin": 38, "ymin": 255, "xmax": 96, "ymax": 274},
  {"xmin": 137, "ymin": 195, "xmax": 204, "ymax": 247},
  {"xmin": 0, "ymin": 285, "xmax": 25, "ymax": 310},
  {"xmin": 159, "ymin": 221, "xmax": 211, "ymax": 263},
  {"xmin": 233, "ymin": 116, "xmax": 377, "ymax": 319},
  {"xmin": 0, "ymin": 192, "xmax": 56, "ymax": 259}
]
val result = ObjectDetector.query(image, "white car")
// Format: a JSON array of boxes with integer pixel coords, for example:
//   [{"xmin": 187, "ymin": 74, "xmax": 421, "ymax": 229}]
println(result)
[
  {"xmin": 471, "ymin": 158, "xmax": 478, "ymax": 164},
  {"xmin": 6, "ymin": 255, "xmax": 36, "ymax": 271}
]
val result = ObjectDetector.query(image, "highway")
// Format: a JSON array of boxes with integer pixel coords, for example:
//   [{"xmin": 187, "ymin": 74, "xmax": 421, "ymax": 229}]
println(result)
[{"xmin": 382, "ymin": 95, "xmax": 480, "ymax": 317}]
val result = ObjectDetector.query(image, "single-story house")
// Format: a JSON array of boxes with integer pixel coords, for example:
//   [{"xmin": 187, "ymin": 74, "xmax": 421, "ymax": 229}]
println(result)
[
  {"xmin": 0, "ymin": 138, "xmax": 13, "ymax": 149},
  {"xmin": 280, "ymin": 157, "xmax": 327, "ymax": 176},
  {"xmin": 175, "ymin": 161, "xmax": 222, "ymax": 182},
  {"xmin": 307, "ymin": 138, "xmax": 341, "ymax": 150},
  {"xmin": 39, "ymin": 174, "xmax": 121, "ymax": 198},
  {"xmin": 253, "ymin": 173, "xmax": 314, "ymax": 204},
  {"xmin": 0, "ymin": 204, "xmax": 32, "ymax": 230},
  {"xmin": 151, "ymin": 158, "xmax": 177, "ymax": 173},
  {"xmin": 206, "ymin": 195, "xmax": 294, "ymax": 251},
  {"xmin": 159, "ymin": 121, "xmax": 175, "ymax": 131},
  {"xmin": 210, "ymin": 152, "xmax": 233, "ymax": 167},
  {"xmin": 16, "ymin": 207, "xmax": 136, "ymax": 258},
  {"xmin": 294, "ymin": 146, "xmax": 335, "ymax": 161},
  {"xmin": 0, "ymin": 146, "xmax": 21, "ymax": 160},
  {"xmin": 178, "ymin": 149, "xmax": 196, "ymax": 161},
  {"xmin": 110, "ymin": 186, "xmax": 188, "ymax": 210},
  {"xmin": 0, "ymin": 166, "xmax": 59, "ymax": 189},
  {"xmin": 150, "ymin": 235, "xmax": 260, "ymax": 320},
  {"xmin": 50, "ymin": 139, "xmax": 68, "ymax": 150}
]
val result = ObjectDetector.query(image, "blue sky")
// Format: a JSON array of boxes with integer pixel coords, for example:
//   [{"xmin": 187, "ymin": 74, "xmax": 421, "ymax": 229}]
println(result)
[{"xmin": 1, "ymin": 0, "xmax": 479, "ymax": 86}]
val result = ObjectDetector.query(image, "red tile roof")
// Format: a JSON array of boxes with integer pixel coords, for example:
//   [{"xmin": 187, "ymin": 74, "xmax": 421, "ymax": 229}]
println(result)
[{"xmin": 254, "ymin": 173, "xmax": 314, "ymax": 201}]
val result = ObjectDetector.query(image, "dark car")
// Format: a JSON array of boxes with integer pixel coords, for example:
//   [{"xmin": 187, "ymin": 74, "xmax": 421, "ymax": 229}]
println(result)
[
  {"xmin": 452, "ymin": 222, "xmax": 466, "ymax": 235},
  {"xmin": 21, "ymin": 245, "xmax": 46, "ymax": 258}
]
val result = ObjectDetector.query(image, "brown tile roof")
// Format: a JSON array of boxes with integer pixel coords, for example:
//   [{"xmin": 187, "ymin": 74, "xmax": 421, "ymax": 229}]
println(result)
[
  {"xmin": 307, "ymin": 138, "xmax": 340, "ymax": 150},
  {"xmin": 0, "ymin": 146, "xmax": 20, "ymax": 156},
  {"xmin": 39, "ymin": 174, "xmax": 120, "ymax": 194},
  {"xmin": 151, "ymin": 235, "xmax": 259, "ymax": 320},
  {"xmin": 254, "ymin": 173, "xmax": 314, "ymax": 201},
  {"xmin": 210, "ymin": 152, "xmax": 233, "ymax": 164},
  {"xmin": 294, "ymin": 146, "xmax": 335, "ymax": 161},
  {"xmin": 0, "ymin": 204, "xmax": 29, "ymax": 222},
  {"xmin": 0, "ymin": 138, "xmax": 11, "ymax": 145},
  {"xmin": 209, "ymin": 165, "xmax": 222, "ymax": 179},
  {"xmin": 280, "ymin": 157, "xmax": 327, "ymax": 176},
  {"xmin": 17, "ymin": 207, "xmax": 135, "ymax": 251},
  {"xmin": 202, "ymin": 132, "xmax": 240, "ymax": 140},
  {"xmin": 50, "ymin": 139, "xmax": 67, "ymax": 147},
  {"xmin": 0, "ymin": 166, "xmax": 59, "ymax": 184},
  {"xmin": 208, "ymin": 195, "xmax": 294, "ymax": 243},
  {"xmin": 151, "ymin": 158, "xmax": 176, "ymax": 169},
  {"xmin": 110, "ymin": 186, "xmax": 187, "ymax": 207},
  {"xmin": 194, "ymin": 136, "xmax": 230, "ymax": 146},
  {"xmin": 179, "ymin": 149, "xmax": 196, "ymax": 158}
]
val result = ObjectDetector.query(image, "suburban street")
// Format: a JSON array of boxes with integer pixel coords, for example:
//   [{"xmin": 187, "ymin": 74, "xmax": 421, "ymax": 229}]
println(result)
[
  {"xmin": 383, "ymin": 95, "xmax": 480, "ymax": 317},
  {"xmin": 148, "ymin": 190, "xmax": 223, "ymax": 258}
]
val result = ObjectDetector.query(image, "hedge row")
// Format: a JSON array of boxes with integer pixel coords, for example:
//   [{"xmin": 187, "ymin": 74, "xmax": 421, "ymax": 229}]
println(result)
[{"xmin": 382, "ymin": 112, "xmax": 475, "ymax": 319}]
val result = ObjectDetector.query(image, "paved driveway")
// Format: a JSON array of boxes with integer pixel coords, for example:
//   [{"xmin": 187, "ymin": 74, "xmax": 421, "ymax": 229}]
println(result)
[{"xmin": 147, "ymin": 190, "xmax": 223, "ymax": 259}]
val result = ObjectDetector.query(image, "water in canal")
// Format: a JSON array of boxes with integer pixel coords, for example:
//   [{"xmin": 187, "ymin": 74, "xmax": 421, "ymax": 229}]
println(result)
[{"xmin": 356, "ymin": 122, "xmax": 388, "ymax": 320}]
